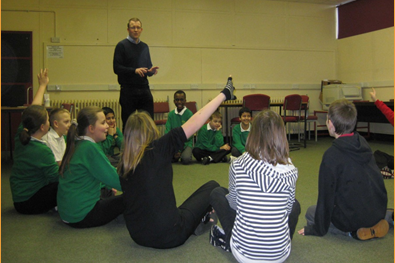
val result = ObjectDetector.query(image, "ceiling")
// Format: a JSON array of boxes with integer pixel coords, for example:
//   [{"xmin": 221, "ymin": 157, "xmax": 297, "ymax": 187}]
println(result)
[{"xmin": 273, "ymin": 0, "xmax": 354, "ymax": 6}]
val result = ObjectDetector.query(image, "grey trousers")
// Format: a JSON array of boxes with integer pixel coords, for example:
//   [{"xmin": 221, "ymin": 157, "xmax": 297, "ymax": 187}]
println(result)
[{"xmin": 306, "ymin": 205, "xmax": 394, "ymax": 236}]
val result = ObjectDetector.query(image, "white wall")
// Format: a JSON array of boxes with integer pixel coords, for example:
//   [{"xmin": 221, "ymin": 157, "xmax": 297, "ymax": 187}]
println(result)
[
  {"xmin": 2, "ymin": 0, "xmax": 393, "ymax": 134},
  {"xmin": 337, "ymin": 27, "xmax": 394, "ymax": 134},
  {"xmin": 2, "ymin": 0, "xmax": 337, "ymax": 113}
]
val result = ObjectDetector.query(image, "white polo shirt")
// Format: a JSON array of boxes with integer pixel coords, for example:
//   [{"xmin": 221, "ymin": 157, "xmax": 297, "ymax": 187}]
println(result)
[{"xmin": 43, "ymin": 128, "xmax": 66, "ymax": 162}]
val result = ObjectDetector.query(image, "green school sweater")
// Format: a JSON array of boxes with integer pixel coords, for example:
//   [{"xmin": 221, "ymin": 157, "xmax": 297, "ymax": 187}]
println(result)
[
  {"xmin": 195, "ymin": 124, "xmax": 224, "ymax": 152},
  {"xmin": 97, "ymin": 127, "xmax": 123, "ymax": 156},
  {"xmin": 57, "ymin": 139, "xmax": 122, "ymax": 223},
  {"xmin": 165, "ymin": 108, "xmax": 193, "ymax": 149},
  {"xmin": 232, "ymin": 123, "xmax": 250, "ymax": 154},
  {"xmin": 10, "ymin": 124, "xmax": 59, "ymax": 203}
]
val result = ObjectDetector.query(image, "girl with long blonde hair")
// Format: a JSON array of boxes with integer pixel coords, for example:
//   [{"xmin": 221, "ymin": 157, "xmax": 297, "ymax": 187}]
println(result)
[{"xmin": 118, "ymin": 76, "xmax": 235, "ymax": 248}]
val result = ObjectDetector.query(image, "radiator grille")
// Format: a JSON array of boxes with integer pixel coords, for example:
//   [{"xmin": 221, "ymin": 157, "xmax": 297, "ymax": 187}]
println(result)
[{"xmin": 51, "ymin": 99, "xmax": 170, "ymax": 134}]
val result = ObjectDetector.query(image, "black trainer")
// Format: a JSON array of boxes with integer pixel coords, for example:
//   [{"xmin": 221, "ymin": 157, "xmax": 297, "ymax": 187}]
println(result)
[
  {"xmin": 222, "ymin": 156, "xmax": 229, "ymax": 163},
  {"xmin": 194, "ymin": 211, "xmax": 217, "ymax": 236},
  {"xmin": 202, "ymin": 157, "xmax": 210, "ymax": 165},
  {"xmin": 209, "ymin": 225, "xmax": 230, "ymax": 252}
]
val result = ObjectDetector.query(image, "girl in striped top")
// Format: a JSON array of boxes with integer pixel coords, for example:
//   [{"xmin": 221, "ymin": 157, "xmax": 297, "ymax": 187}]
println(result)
[{"xmin": 210, "ymin": 109, "xmax": 301, "ymax": 263}]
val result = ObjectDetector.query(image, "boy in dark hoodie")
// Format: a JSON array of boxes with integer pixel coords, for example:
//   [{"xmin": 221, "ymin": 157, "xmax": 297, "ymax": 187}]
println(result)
[{"xmin": 298, "ymin": 99, "xmax": 389, "ymax": 240}]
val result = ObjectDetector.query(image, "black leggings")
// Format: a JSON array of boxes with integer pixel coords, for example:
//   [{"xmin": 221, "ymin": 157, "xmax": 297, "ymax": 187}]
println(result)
[
  {"xmin": 133, "ymin": 180, "xmax": 220, "ymax": 249},
  {"xmin": 66, "ymin": 195, "xmax": 124, "ymax": 228},
  {"xmin": 14, "ymin": 182, "xmax": 58, "ymax": 215}
]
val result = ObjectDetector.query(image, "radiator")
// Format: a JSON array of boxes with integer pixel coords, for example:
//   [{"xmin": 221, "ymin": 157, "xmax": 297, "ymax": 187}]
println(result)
[{"xmin": 51, "ymin": 99, "xmax": 168, "ymax": 134}]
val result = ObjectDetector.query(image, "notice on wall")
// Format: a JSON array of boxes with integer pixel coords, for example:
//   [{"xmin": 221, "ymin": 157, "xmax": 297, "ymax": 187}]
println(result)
[{"xmin": 47, "ymin": 46, "xmax": 64, "ymax": 58}]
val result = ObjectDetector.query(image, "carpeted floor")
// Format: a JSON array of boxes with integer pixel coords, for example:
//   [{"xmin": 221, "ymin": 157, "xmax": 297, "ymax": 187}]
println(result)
[{"xmin": 1, "ymin": 136, "xmax": 394, "ymax": 263}]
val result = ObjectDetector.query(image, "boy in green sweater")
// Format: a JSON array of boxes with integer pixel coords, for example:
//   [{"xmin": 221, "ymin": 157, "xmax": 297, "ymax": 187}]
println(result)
[
  {"xmin": 165, "ymin": 90, "xmax": 193, "ymax": 164},
  {"xmin": 231, "ymin": 107, "xmax": 252, "ymax": 157},
  {"xmin": 97, "ymin": 107, "xmax": 123, "ymax": 165},
  {"xmin": 192, "ymin": 111, "xmax": 231, "ymax": 165}
]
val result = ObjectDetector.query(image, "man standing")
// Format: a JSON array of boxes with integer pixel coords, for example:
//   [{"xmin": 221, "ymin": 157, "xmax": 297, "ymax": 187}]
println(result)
[{"xmin": 113, "ymin": 17, "xmax": 159, "ymax": 128}]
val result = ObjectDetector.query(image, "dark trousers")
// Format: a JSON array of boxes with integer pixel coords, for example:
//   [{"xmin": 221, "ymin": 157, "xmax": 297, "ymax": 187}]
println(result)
[
  {"xmin": 192, "ymin": 148, "xmax": 231, "ymax": 163},
  {"xmin": 119, "ymin": 85, "xmax": 153, "ymax": 130},
  {"xmin": 14, "ymin": 182, "xmax": 58, "ymax": 214},
  {"xmin": 231, "ymin": 148, "xmax": 242, "ymax": 157},
  {"xmin": 210, "ymin": 187, "xmax": 301, "ymax": 245},
  {"xmin": 148, "ymin": 180, "xmax": 220, "ymax": 249},
  {"xmin": 66, "ymin": 195, "xmax": 124, "ymax": 228}
]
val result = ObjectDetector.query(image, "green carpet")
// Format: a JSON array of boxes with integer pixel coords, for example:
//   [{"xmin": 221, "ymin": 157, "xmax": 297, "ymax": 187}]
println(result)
[{"xmin": 1, "ymin": 137, "xmax": 394, "ymax": 263}]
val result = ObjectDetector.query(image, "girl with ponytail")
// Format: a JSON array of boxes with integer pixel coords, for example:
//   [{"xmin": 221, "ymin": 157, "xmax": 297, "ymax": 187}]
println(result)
[
  {"xmin": 10, "ymin": 69, "xmax": 59, "ymax": 214},
  {"xmin": 57, "ymin": 106, "xmax": 124, "ymax": 228}
]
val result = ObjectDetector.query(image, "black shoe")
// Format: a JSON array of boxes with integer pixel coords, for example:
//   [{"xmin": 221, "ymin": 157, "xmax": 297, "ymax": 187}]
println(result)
[
  {"xmin": 202, "ymin": 157, "xmax": 210, "ymax": 165},
  {"xmin": 209, "ymin": 225, "xmax": 230, "ymax": 252},
  {"xmin": 194, "ymin": 211, "xmax": 217, "ymax": 235},
  {"xmin": 222, "ymin": 156, "xmax": 229, "ymax": 163}
]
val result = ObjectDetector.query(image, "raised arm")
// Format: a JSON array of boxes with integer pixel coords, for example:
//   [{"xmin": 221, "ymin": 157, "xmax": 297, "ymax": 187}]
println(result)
[
  {"xmin": 182, "ymin": 76, "xmax": 235, "ymax": 139},
  {"xmin": 32, "ymin": 68, "xmax": 49, "ymax": 106}
]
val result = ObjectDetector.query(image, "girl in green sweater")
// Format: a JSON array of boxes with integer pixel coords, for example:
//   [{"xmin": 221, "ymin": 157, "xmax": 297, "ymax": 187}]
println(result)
[
  {"xmin": 10, "ymin": 68, "xmax": 59, "ymax": 214},
  {"xmin": 58, "ymin": 107, "xmax": 124, "ymax": 228}
]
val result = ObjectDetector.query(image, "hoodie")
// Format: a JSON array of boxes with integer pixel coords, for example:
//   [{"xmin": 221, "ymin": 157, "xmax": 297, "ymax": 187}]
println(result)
[
  {"xmin": 227, "ymin": 152, "xmax": 298, "ymax": 261},
  {"xmin": 304, "ymin": 132, "xmax": 387, "ymax": 236}
]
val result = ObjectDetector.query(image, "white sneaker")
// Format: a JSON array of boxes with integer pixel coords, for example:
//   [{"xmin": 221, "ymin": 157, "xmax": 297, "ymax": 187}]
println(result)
[{"xmin": 230, "ymin": 156, "xmax": 237, "ymax": 163}]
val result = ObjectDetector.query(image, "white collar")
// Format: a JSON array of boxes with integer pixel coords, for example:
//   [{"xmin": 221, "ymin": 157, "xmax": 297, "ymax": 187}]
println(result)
[
  {"xmin": 77, "ymin": 135, "xmax": 96, "ymax": 143},
  {"xmin": 31, "ymin": 136, "xmax": 47, "ymax": 144},
  {"xmin": 48, "ymin": 128, "xmax": 63, "ymax": 139},
  {"xmin": 175, "ymin": 106, "xmax": 187, "ymax": 115},
  {"xmin": 207, "ymin": 123, "xmax": 216, "ymax": 131},
  {"xmin": 240, "ymin": 123, "xmax": 251, "ymax": 132}
]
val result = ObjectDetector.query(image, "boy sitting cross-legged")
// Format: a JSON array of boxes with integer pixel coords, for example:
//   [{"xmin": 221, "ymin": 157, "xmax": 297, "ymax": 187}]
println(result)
[{"xmin": 192, "ymin": 111, "xmax": 231, "ymax": 165}]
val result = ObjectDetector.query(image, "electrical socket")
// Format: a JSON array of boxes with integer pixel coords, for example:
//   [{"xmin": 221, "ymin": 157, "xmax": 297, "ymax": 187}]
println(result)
[
  {"xmin": 51, "ymin": 37, "xmax": 60, "ymax": 43},
  {"xmin": 190, "ymin": 84, "xmax": 199, "ymax": 89}
]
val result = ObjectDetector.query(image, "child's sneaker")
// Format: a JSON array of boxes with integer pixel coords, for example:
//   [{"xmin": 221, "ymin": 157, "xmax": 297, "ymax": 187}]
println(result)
[
  {"xmin": 209, "ymin": 225, "xmax": 230, "ymax": 252},
  {"xmin": 202, "ymin": 157, "xmax": 210, "ymax": 165},
  {"xmin": 230, "ymin": 156, "xmax": 237, "ymax": 163},
  {"xmin": 222, "ymin": 156, "xmax": 229, "ymax": 163},
  {"xmin": 194, "ymin": 211, "xmax": 217, "ymax": 235}
]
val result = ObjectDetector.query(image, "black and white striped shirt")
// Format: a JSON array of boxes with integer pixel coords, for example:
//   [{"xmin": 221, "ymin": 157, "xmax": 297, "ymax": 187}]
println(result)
[{"xmin": 227, "ymin": 153, "xmax": 298, "ymax": 261}]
